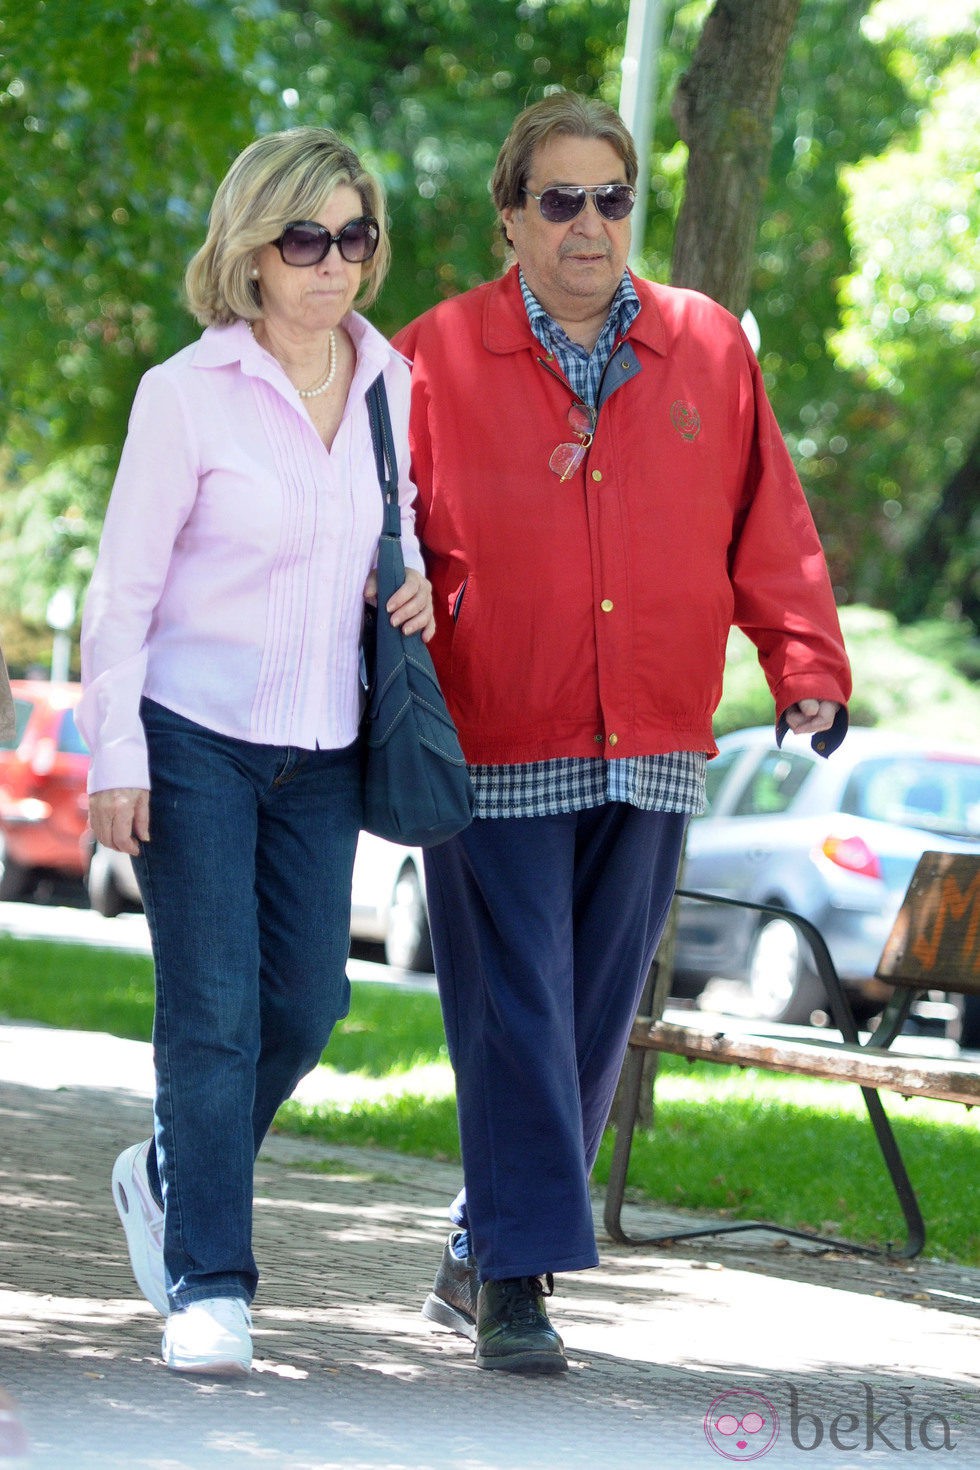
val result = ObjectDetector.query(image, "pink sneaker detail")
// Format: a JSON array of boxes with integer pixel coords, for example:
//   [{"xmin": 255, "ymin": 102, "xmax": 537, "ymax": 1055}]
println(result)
[{"xmin": 111, "ymin": 1140, "xmax": 168, "ymax": 1316}]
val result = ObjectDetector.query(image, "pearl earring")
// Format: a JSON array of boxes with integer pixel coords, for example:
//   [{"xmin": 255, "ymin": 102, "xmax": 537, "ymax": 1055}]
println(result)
[{"xmin": 249, "ymin": 266, "xmax": 260, "ymax": 279}]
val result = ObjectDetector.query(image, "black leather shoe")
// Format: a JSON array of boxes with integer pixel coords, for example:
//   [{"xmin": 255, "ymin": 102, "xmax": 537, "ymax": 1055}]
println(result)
[
  {"xmin": 421, "ymin": 1233, "xmax": 479, "ymax": 1342},
  {"xmin": 475, "ymin": 1275, "xmax": 567, "ymax": 1374}
]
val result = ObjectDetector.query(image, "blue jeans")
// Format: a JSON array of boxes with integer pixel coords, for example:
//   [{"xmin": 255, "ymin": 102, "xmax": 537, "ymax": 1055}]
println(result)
[{"xmin": 133, "ymin": 698, "xmax": 361, "ymax": 1309}]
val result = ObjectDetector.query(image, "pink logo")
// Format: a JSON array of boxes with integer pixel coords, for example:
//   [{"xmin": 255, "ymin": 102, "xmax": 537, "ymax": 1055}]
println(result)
[
  {"xmin": 670, "ymin": 399, "xmax": 702, "ymax": 440},
  {"xmin": 704, "ymin": 1390, "xmax": 779, "ymax": 1461}
]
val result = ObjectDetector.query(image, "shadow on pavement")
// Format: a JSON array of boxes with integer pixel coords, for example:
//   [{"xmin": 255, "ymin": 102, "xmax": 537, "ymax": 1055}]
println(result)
[{"xmin": 1, "ymin": 1060, "xmax": 979, "ymax": 1468}]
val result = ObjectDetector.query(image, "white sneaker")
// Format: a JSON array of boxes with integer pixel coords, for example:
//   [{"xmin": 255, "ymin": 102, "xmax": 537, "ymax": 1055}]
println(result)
[
  {"xmin": 162, "ymin": 1297, "xmax": 253, "ymax": 1376},
  {"xmin": 111, "ymin": 1141, "xmax": 169, "ymax": 1316}
]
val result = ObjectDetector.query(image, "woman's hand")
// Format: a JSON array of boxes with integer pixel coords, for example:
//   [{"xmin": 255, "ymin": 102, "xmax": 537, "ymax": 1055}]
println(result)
[
  {"xmin": 88, "ymin": 788, "xmax": 150, "ymax": 856},
  {"xmin": 363, "ymin": 567, "xmax": 436, "ymax": 643}
]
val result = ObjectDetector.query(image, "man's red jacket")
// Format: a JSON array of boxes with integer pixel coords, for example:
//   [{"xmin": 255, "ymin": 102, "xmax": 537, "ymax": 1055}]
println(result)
[{"xmin": 393, "ymin": 267, "xmax": 851, "ymax": 766}]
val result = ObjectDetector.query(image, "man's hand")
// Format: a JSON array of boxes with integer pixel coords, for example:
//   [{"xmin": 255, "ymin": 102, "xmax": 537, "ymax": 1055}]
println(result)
[
  {"xmin": 782, "ymin": 699, "xmax": 841, "ymax": 736},
  {"xmin": 88, "ymin": 788, "xmax": 150, "ymax": 856}
]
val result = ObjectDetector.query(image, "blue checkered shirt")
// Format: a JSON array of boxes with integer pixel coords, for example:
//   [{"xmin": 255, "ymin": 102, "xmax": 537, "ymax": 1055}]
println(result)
[{"xmin": 467, "ymin": 272, "xmax": 707, "ymax": 820}]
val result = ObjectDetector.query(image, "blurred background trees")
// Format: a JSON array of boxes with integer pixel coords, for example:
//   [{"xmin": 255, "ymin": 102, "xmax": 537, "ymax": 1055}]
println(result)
[{"xmin": 1, "ymin": 0, "xmax": 977, "ymax": 692}]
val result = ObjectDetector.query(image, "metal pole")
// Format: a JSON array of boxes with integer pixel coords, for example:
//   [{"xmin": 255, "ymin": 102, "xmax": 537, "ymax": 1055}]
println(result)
[
  {"xmin": 50, "ymin": 632, "xmax": 71, "ymax": 684},
  {"xmin": 46, "ymin": 588, "xmax": 76, "ymax": 684},
  {"xmin": 619, "ymin": 0, "xmax": 667, "ymax": 268}
]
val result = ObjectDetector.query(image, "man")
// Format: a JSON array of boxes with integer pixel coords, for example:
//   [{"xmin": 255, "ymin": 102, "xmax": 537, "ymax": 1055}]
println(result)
[{"xmin": 393, "ymin": 92, "xmax": 850, "ymax": 1375}]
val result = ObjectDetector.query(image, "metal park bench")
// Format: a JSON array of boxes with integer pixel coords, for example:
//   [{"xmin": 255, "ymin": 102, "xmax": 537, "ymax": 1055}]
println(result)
[{"xmin": 604, "ymin": 850, "xmax": 980, "ymax": 1260}]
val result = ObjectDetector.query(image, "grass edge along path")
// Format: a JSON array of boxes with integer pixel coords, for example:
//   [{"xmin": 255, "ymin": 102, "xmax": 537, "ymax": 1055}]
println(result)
[{"xmin": 0, "ymin": 931, "xmax": 977, "ymax": 1264}]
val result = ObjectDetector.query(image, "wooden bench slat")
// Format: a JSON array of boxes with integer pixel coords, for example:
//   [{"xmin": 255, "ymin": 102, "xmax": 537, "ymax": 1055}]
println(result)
[{"xmin": 634, "ymin": 1019, "xmax": 980, "ymax": 1108}]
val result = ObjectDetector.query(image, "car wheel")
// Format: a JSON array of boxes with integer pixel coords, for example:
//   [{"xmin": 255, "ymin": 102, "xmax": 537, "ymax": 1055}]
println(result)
[
  {"xmin": 747, "ymin": 915, "xmax": 824, "ymax": 1025},
  {"xmin": 87, "ymin": 848, "xmax": 126, "ymax": 918},
  {"xmin": 0, "ymin": 836, "xmax": 32, "ymax": 901},
  {"xmin": 384, "ymin": 864, "xmax": 434, "ymax": 972}
]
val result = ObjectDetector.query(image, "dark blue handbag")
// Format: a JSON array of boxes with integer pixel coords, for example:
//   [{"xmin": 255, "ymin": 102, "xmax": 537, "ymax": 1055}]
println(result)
[{"xmin": 360, "ymin": 374, "xmax": 474, "ymax": 847}]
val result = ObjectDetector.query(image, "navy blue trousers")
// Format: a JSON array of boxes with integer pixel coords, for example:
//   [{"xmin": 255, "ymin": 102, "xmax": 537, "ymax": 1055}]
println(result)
[{"xmin": 423, "ymin": 805, "xmax": 686, "ymax": 1281}]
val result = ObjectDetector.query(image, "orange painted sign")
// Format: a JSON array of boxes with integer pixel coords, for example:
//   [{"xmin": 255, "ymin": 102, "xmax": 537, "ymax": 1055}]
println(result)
[{"xmin": 876, "ymin": 852, "xmax": 980, "ymax": 993}]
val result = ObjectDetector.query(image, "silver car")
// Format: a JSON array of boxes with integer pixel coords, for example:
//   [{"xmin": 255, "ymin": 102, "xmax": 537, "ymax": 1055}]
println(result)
[{"xmin": 673, "ymin": 726, "xmax": 980, "ymax": 1028}]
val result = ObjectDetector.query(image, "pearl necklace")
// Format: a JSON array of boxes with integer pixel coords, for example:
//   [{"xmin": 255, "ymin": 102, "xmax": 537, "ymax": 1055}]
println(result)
[{"xmin": 247, "ymin": 322, "xmax": 337, "ymax": 398}]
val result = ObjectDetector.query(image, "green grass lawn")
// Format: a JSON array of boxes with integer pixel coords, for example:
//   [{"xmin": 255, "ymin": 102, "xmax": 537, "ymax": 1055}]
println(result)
[{"xmin": 1, "ymin": 931, "xmax": 977, "ymax": 1264}]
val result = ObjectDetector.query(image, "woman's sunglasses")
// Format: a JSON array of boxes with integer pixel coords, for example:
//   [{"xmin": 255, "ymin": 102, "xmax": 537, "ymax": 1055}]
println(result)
[
  {"xmin": 273, "ymin": 217, "xmax": 380, "ymax": 266},
  {"xmin": 523, "ymin": 184, "xmax": 635, "ymax": 224}
]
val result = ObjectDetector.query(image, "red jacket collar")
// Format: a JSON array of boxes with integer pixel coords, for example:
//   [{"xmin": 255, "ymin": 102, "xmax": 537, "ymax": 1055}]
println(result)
[{"xmin": 482, "ymin": 264, "xmax": 668, "ymax": 358}]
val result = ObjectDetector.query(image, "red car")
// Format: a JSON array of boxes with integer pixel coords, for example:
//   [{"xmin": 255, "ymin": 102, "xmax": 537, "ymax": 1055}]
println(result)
[{"xmin": 0, "ymin": 680, "xmax": 90, "ymax": 900}]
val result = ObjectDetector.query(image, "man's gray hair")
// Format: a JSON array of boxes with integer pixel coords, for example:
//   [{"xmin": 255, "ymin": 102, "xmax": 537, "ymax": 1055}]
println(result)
[{"xmin": 490, "ymin": 93, "xmax": 638, "ymax": 225}]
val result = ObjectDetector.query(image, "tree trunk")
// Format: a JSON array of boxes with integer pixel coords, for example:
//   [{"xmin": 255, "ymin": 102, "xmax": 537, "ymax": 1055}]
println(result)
[
  {"xmin": 607, "ymin": 0, "xmax": 806, "ymax": 1162},
  {"xmin": 670, "ymin": 0, "xmax": 803, "ymax": 314}
]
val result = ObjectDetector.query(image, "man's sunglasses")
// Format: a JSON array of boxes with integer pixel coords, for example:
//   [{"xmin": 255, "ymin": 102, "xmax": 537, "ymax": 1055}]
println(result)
[
  {"xmin": 273, "ymin": 217, "xmax": 380, "ymax": 266},
  {"xmin": 550, "ymin": 400, "xmax": 596, "ymax": 482},
  {"xmin": 523, "ymin": 184, "xmax": 636, "ymax": 224}
]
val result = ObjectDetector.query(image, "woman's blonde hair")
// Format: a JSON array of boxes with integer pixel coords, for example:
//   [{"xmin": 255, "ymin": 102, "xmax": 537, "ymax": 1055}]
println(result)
[{"xmin": 185, "ymin": 127, "xmax": 390, "ymax": 326}]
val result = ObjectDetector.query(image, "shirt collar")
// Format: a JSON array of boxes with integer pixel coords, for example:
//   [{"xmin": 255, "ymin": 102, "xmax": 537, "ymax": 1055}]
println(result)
[
  {"xmin": 519, "ymin": 269, "xmax": 641, "ymax": 354},
  {"xmin": 192, "ymin": 312, "xmax": 403, "ymax": 397}
]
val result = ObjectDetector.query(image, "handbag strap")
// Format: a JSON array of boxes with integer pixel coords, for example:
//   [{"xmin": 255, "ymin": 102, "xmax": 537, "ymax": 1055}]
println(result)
[{"xmin": 366, "ymin": 373, "xmax": 402, "ymax": 539}]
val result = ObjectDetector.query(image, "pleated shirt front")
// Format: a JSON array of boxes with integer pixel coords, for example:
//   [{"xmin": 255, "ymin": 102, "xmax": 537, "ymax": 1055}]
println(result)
[{"xmin": 79, "ymin": 315, "xmax": 423, "ymax": 793}]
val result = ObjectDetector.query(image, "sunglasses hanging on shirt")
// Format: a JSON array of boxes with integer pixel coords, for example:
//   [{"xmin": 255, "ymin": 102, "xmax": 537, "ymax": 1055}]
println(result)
[{"xmin": 549, "ymin": 400, "xmax": 597, "ymax": 482}]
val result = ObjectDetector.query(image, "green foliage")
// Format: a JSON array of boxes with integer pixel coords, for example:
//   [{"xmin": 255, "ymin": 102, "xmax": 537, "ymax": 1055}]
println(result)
[
  {"xmin": 0, "ymin": 447, "xmax": 110, "ymax": 633},
  {"xmin": 276, "ymin": 1092, "xmax": 462, "ymax": 1160},
  {"xmin": 0, "ymin": 933, "xmax": 449, "ymax": 1068},
  {"xmin": 736, "ymin": 0, "xmax": 979, "ymax": 632},
  {"xmin": 258, "ymin": 0, "xmax": 630, "ymax": 336},
  {"xmin": 325, "ymin": 984, "xmax": 449, "ymax": 1074},
  {"xmin": 831, "ymin": 11, "xmax": 980, "ymax": 622},
  {"xmin": 0, "ymin": 0, "xmax": 630, "ymax": 643},
  {"xmin": 836, "ymin": 63, "xmax": 979, "ymax": 401},
  {"xmin": 748, "ymin": 0, "xmax": 916, "ymax": 594},
  {"xmin": 0, "ymin": 0, "xmax": 627, "ymax": 477},
  {"xmin": 718, "ymin": 604, "xmax": 980, "ymax": 741},
  {"xmin": 1, "ymin": 0, "xmax": 977, "ymax": 648},
  {"xmin": 0, "ymin": 935, "xmax": 155, "ymax": 1039},
  {"xmin": 899, "ymin": 618, "xmax": 980, "ymax": 681},
  {"xmin": 0, "ymin": 2, "xmax": 271, "ymax": 467}
]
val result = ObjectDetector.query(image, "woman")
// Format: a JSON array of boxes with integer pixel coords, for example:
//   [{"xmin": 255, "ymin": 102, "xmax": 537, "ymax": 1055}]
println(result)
[{"xmin": 79, "ymin": 127, "xmax": 433, "ymax": 1377}]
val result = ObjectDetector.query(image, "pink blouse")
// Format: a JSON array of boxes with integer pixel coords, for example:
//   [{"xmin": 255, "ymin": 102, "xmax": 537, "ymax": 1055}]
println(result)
[{"xmin": 79, "ymin": 314, "xmax": 423, "ymax": 792}]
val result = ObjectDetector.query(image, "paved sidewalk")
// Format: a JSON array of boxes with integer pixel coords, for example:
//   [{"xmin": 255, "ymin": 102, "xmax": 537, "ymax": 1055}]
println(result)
[{"xmin": 0, "ymin": 1022, "xmax": 978, "ymax": 1470}]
